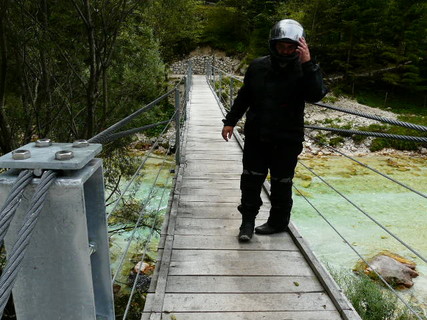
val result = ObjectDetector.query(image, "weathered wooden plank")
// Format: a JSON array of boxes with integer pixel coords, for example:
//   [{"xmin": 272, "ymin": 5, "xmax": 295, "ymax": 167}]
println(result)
[
  {"xmin": 184, "ymin": 154, "xmax": 242, "ymax": 161},
  {"xmin": 165, "ymin": 275, "xmax": 322, "ymax": 293},
  {"xmin": 183, "ymin": 151, "xmax": 241, "ymax": 157},
  {"xmin": 169, "ymin": 250, "xmax": 316, "ymax": 276},
  {"xmin": 184, "ymin": 163, "xmax": 242, "ymax": 173},
  {"xmin": 143, "ymin": 236, "xmax": 174, "ymax": 313},
  {"xmin": 175, "ymin": 218, "xmax": 286, "ymax": 237},
  {"xmin": 180, "ymin": 181, "xmax": 240, "ymax": 190},
  {"xmin": 159, "ymin": 311, "xmax": 343, "ymax": 320},
  {"xmin": 176, "ymin": 201, "xmax": 271, "ymax": 219},
  {"xmin": 172, "ymin": 234, "xmax": 297, "ymax": 250},
  {"xmin": 178, "ymin": 193, "xmax": 269, "ymax": 203},
  {"xmin": 179, "ymin": 173, "xmax": 241, "ymax": 179},
  {"xmin": 174, "ymin": 217, "xmax": 249, "ymax": 235},
  {"xmin": 179, "ymin": 187, "xmax": 240, "ymax": 197},
  {"xmin": 185, "ymin": 142, "xmax": 239, "ymax": 150},
  {"xmin": 162, "ymin": 292, "xmax": 336, "ymax": 312}
]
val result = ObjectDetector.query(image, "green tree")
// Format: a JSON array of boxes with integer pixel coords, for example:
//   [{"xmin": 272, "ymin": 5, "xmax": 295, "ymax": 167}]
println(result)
[
  {"xmin": 0, "ymin": 0, "xmax": 167, "ymax": 154},
  {"xmin": 144, "ymin": 0, "xmax": 202, "ymax": 61}
]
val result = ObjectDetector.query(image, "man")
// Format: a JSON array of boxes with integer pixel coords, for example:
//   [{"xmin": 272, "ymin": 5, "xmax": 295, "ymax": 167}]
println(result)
[{"xmin": 221, "ymin": 19, "xmax": 327, "ymax": 242}]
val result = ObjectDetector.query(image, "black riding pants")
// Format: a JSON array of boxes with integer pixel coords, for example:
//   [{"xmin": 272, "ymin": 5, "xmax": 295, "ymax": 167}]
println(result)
[{"xmin": 239, "ymin": 137, "xmax": 303, "ymax": 228}]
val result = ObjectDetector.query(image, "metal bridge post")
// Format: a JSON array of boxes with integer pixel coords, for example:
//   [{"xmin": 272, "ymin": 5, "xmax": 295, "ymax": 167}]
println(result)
[
  {"xmin": 219, "ymin": 72, "xmax": 222, "ymax": 103},
  {"xmin": 0, "ymin": 143, "xmax": 115, "ymax": 320},
  {"xmin": 212, "ymin": 66, "xmax": 216, "ymax": 90},
  {"xmin": 175, "ymin": 88, "xmax": 181, "ymax": 165},
  {"xmin": 230, "ymin": 77, "xmax": 234, "ymax": 108}
]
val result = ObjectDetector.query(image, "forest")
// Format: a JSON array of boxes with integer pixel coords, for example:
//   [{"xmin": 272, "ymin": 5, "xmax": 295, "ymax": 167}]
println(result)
[{"xmin": 0, "ymin": 0, "xmax": 426, "ymax": 155}]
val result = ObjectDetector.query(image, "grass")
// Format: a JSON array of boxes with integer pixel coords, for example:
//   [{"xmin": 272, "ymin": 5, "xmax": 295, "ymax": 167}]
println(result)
[{"xmin": 329, "ymin": 268, "xmax": 426, "ymax": 320}]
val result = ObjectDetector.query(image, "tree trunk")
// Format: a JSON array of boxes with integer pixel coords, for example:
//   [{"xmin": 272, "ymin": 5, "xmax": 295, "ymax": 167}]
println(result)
[
  {"xmin": 0, "ymin": 1, "xmax": 13, "ymax": 153},
  {"xmin": 101, "ymin": 66, "xmax": 108, "ymax": 129},
  {"xmin": 83, "ymin": 0, "xmax": 98, "ymax": 139},
  {"xmin": 38, "ymin": 0, "xmax": 54, "ymax": 138}
]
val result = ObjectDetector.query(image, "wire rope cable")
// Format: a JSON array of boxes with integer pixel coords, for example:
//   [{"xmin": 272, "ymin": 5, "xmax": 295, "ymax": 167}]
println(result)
[
  {"xmin": 298, "ymin": 160, "xmax": 427, "ymax": 264},
  {"xmin": 293, "ymin": 185, "xmax": 423, "ymax": 320},
  {"xmin": 122, "ymin": 153, "xmax": 175, "ymax": 320},
  {"xmin": 106, "ymin": 109, "xmax": 178, "ymax": 220},
  {"xmin": 0, "ymin": 170, "xmax": 33, "ymax": 244},
  {"xmin": 89, "ymin": 74, "xmax": 187, "ymax": 145},
  {"xmin": 313, "ymin": 102, "xmax": 427, "ymax": 132},
  {"xmin": 304, "ymin": 125, "xmax": 427, "ymax": 143},
  {"xmin": 0, "ymin": 170, "xmax": 57, "ymax": 317},
  {"xmin": 306, "ymin": 134, "xmax": 427, "ymax": 199},
  {"xmin": 111, "ymin": 138, "xmax": 175, "ymax": 285},
  {"xmin": 103, "ymin": 120, "xmax": 170, "ymax": 144}
]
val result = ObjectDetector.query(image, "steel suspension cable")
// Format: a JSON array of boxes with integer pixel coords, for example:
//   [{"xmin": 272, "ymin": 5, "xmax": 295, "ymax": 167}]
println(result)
[
  {"xmin": 314, "ymin": 102, "xmax": 427, "ymax": 132},
  {"xmin": 111, "ymin": 140, "xmax": 175, "ymax": 285},
  {"xmin": 298, "ymin": 161, "xmax": 427, "ymax": 264},
  {"xmin": 0, "ymin": 170, "xmax": 57, "ymax": 317},
  {"xmin": 89, "ymin": 88, "xmax": 175, "ymax": 144},
  {"xmin": 122, "ymin": 150, "xmax": 175, "ymax": 320},
  {"xmin": 293, "ymin": 185, "xmax": 423, "ymax": 320},
  {"xmin": 306, "ymin": 134, "xmax": 427, "ymax": 199},
  {"xmin": 103, "ymin": 120, "xmax": 170, "ymax": 144},
  {"xmin": 107, "ymin": 109, "xmax": 177, "ymax": 220},
  {"xmin": 210, "ymin": 64, "xmax": 426, "ymax": 135},
  {"xmin": 89, "ymin": 73, "xmax": 187, "ymax": 145},
  {"xmin": 0, "ymin": 170, "xmax": 33, "ymax": 244},
  {"xmin": 305, "ymin": 125, "xmax": 427, "ymax": 143}
]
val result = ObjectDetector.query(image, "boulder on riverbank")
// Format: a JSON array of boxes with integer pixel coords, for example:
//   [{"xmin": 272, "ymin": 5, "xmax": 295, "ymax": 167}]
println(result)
[{"xmin": 354, "ymin": 250, "xmax": 419, "ymax": 289}]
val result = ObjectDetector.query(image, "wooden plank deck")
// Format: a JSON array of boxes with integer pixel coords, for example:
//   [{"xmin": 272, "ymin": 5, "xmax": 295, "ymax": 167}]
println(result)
[{"xmin": 142, "ymin": 75, "xmax": 360, "ymax": 320}]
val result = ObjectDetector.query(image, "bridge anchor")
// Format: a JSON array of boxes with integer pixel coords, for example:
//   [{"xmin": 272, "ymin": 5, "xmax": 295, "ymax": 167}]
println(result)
[{"xmin": 0, "ymin": 141, "xmax": 115, "ymax": 320}]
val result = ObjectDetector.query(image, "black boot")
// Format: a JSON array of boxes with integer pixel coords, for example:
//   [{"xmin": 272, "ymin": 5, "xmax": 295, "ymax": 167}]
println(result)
[
  {"xmin": 255, "ymin": 222, "xmax": 287, "ymax": 234},
  {"xmin": 237, "ymin": 170, "xmax": 265, "ymax": 242},
  {"xmin": 237, "ymin": 204, "xmax": 256, "ymax": 242},
  {"xmin": 256, "ymin": 177, "xmax": 293, "ymax": 234},
  {"xmin": 238, "ymin": 218, "xmax": 255, "ymax": 242}
]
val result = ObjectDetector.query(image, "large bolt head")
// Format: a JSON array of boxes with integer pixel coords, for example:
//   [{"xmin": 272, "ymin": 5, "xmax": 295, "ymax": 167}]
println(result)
[
  {"xmin": 55, "ymin": 150, "xmax": 74, "ymax": 160},
  {"xmin": 72, "ymin": 139, "xmax": 89, "ymax": 148},
  {"xmin": 12, "ymin": 149, "xmax": 31, "ymax": 160},
  {"xmin": 35, "ymin": 138, "xmax": 52, "ymax": 147}
]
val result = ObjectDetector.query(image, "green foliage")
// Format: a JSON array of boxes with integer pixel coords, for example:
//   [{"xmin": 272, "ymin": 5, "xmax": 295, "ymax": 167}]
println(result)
[
  {"xmin": 198, "ymin": 5, "xmax": 249, "ymax": 55},
  {"xmin": 198, "ymin": 1, "xmax": 278, "ymax": 58},
  {"xmin": 145, "ymin": 0, "xmax": 202, "ymax": 61},
  {"xmin": 0, "ymin": 1, "xmax": 169, "ymax": 153},
  {"xmin": 114, "ymin": 292, "xmax": 146, "ymax": 320},
  {"xmin": 356, "ymin": 123, "xmax": 427, "ymax": 151},
  {"xmin": 330, "ymin": 268, "xmax": 425, "ymax": 320}
]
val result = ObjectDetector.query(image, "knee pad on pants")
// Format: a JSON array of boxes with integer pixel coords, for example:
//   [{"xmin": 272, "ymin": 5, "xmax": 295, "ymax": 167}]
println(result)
[{"xmin": 239, "ymin": 169, "xmax": 266, "ymax": 213}]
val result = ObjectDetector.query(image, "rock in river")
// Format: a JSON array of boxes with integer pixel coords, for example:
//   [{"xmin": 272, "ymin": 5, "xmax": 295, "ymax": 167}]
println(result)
[{"xmin": 354, "ymin": 251, "xmax": 419, "ymax": 288}]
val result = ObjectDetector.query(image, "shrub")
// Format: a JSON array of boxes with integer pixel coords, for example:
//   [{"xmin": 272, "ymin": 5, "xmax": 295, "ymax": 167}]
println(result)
[{"xmin": 329, "ymin": 268, "xmax": 426, "ymax": 320}]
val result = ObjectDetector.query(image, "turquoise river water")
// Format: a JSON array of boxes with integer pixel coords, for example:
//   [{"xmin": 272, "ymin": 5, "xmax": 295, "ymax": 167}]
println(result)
[{"xmin": 292, "ymin": 153, "xmax": 427, "ymax": 311}]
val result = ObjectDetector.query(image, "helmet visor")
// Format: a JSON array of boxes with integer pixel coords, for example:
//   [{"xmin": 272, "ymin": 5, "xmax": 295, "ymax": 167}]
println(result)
[{"xmin": 270, "ymin": 19, "xmax": 305, "ymax": 43}]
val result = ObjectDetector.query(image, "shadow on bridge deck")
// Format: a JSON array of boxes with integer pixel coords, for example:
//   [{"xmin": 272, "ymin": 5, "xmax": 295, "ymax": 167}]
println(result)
[{"xmin": 142, "ymin": 75, "xmax": 361, "ymax": 320}]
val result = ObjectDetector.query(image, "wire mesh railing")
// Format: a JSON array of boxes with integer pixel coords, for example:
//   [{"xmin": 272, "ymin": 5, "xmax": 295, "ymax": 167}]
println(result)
[{"xmin": 206, "ymin": 62, "xmax": 427, "ymax": 320}]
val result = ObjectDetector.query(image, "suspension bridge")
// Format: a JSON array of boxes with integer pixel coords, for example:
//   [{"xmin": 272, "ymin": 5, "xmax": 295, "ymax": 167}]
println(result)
[{"xmin": 0, "ymin": 64, "xmax": 426, "ymax": 320}]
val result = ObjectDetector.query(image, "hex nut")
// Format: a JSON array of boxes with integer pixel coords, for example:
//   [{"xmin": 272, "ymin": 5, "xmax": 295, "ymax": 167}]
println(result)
[
  {"xmin": 72, "ymin": 139, "xmax": 89, "ymax": 148},
  {"xmin": 55, "ymin": 150, "xmax": 74, "ymax": 160},
  {"xmin": 35, "ymin": 138, "xmax": 52, "ymax": 147},
  {"xmin": 33, "ymin": 168, "xmax": 43, "ymax": 177},
  {"xmin": 12, "ymin": 149, "xmax": 31, "ymax": 160}
]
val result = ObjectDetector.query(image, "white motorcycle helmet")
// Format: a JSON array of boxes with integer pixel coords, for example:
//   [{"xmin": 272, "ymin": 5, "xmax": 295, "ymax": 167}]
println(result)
[{"xmin": 269, "ymin": 19, "xmax": 305, "ymax": 63}]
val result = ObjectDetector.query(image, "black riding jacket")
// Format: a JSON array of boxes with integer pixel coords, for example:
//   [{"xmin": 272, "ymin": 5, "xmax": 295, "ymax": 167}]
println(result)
[{"xmin": 223, "ymin": 56, "xmax": 327, "ymax": 142}]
